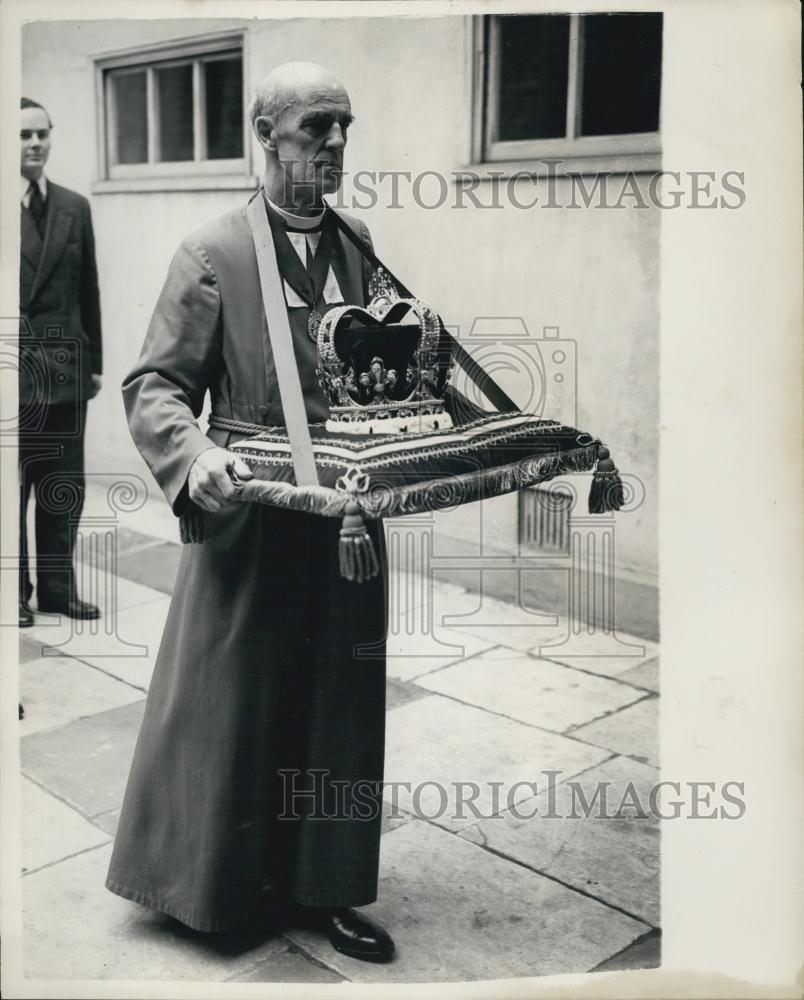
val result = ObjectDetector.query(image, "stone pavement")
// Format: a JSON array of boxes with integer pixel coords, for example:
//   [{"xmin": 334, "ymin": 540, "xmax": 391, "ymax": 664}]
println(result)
[{"xmin": 18, "ymin": 489, "xmax": 661, "ymax": 986}]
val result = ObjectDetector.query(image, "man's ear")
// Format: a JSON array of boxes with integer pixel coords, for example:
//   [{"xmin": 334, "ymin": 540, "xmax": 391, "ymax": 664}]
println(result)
[{"xmin": 254, "ymin": 115, "xmax": 276, "ymax": 151}]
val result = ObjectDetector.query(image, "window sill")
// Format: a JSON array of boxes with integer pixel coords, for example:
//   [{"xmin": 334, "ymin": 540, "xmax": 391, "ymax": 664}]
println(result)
[
  {"xmin": 91, "ymin": 174, "xmax": 259, "ymax": 195},
  {"xmin": 459, "ymin": 152, "xmax": 662, "ymax": 179}
]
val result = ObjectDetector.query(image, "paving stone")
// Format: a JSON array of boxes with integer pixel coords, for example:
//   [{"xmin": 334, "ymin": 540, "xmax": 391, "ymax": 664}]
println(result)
[
  {"xmin": 381, "ymin": 800, "xmax": 412, "ymax": 835},
  {"xmin": 230, "ymin": 945, "xmax": 344, "ymax": 983},
  {"xmin": 26, "ymin": 575, "xmax": 166, "ymax": 628},
  {"xmin": 571, "ymin": 697, "xmax": 659, "ymax": 767},
  {"xmin": 35, "ymin": 597, "xmax": 172, "ymax": 692},
  {"xmin": 532, "ymin": 629, "xmax": 660, "ymax": 678},
  {"xmin": 22, "ymin": 701, "xmax": 145, "ymax": 818},
  {"xmin": 21, "ymin": 778, "xmax": 110, "ymax": 875},
  {"xmin": 592, "ymin": 929, "xmax": 661, "ymax": 971},
  {"xmin": 80, "ymin": 482, "xmax": 180, "ymax": 546},
  {"xmin": 619, "ymin": 656, "xmax": 660, "ymax": 693},
  {"xmin": 19, "ymin": 655, "xmax": 143, "ymax": 737},
  {"xmin": 386, "ymin": 625, "xmax": 493, "ymax": 683},
  {"xmin": 117, "ymin": 527, "xmax": 165, "ymax": 554},
  {"xmin": 385, "ymin": 566, "xmax": 468, "ymax": 615},
  {"xmin": 284, "ymin": 818, "xmax": 649, "ymax": 981},
  {"xmin": 19, "ymin": 634, "xmax": 41, "ymax": 663},
  {"xmin": 23, "ymin": 843, "xmax": 293, "ymax": 981},
  {"xmin": 75, "ymin": 597, "xmax": 171, "ymax": 691},
  {"xmin": 113, "ymin": 575, "xmax": 170, "ymax": 612},
  {"xmin": 114, "ymin": 541, "xmax": 182, "ymax": 595},
  {"xmin": 416, "ymin": 646, "xmax": 645, "ymax": 734},
  {"xmin": 384, "ymin": 694, "xmax": 608, "ymax": 831},
  {"xmin": 459, "ymin": 756, "xmax": 660, "ymax": 926},
  {"xmin": 123, "ymin": 495, "xmax": 187, "ymax": 545},
  {"xmin": 23, "ymin": 591, "xmax": 170, "ymax": 686},
  {"xmin": 77, "ymin": 526, "xmax": 163, "ymax": 558},
  {"xmin": 386, "ymin": 677, "xmax": 429, "ymax": 712},
  {"xmin": 91, "ymin": 808, "xmax": 121, "ymax": 837},
  {"xmin": 441, "ymin": 591, "xmax": 567, "ymax": 652},
  {"xmin": 81, "ymin": 597, "xmax": 171, "ymax": 690}
]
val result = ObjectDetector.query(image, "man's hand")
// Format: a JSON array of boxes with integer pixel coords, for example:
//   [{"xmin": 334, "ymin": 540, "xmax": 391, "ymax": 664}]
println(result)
[
  {"xmin": 88, "ymin": 374, "xmax": 102, "ymax": 399},
  {"xmin": 188, "ymin": 447, "xmax": 254, "ymax": 513}
]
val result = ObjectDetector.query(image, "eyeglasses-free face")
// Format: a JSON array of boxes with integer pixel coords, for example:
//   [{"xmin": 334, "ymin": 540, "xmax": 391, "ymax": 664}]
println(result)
[{"xmin": 20, "ymin": 106, "xmax": 52, "ymax": 180}]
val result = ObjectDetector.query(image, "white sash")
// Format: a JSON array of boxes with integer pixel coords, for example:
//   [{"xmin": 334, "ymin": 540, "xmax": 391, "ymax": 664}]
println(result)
[{"xmin": 246, "ymin": 194, "xmax": 319, "ymax": 487}]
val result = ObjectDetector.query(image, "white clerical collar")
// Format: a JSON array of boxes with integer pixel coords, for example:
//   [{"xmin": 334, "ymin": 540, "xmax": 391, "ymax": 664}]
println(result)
[
  {"xmin": 264, "ymin": 192, "xmax": 325, "ymax": 231},
  {"xmin": 21, "ymin": 173, "xmax": 47, "ymax": 205}
]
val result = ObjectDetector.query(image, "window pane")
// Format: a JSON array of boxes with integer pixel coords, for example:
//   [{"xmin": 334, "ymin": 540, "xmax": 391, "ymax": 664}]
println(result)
[
  {"xmin": 494, "ymin": 15, "xmax": 570, "ymax": 142},
  {"xmin": 156, "ymin": 63, "xmax": 194, "ymax": 161},
  {"xmin": 580, "ymin": 13, "xmax": 663, "ymax": 136},
  {"xmin": 205, "ymin": 56, "xmax": 243, "ymax": 159},
  {"xmin": 112, "ymin": 71, "xmax": 147, "ymax": 164}
]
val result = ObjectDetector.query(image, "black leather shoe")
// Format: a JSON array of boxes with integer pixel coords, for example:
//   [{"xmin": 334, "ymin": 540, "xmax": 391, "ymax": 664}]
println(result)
[
  {"xmin": 38, "ymin": 597, "xmax": 101, "ymax": 620},
  {"xmin": 325, "ymin": 907, "xmax": 395, "ymax": 964},
  {"xmin": 19, "ymin": 602, "xmax": 34, "ymax": 628}
]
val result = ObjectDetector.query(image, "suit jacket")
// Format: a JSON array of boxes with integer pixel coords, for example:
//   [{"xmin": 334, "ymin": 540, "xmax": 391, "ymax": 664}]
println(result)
[
  {"xmin": 123, "ymin": 194, "xmax": 374, "ymax": 515},
  {"xmin": 20, "ymin": 181, "xmax": 102, "ymax": 407}
]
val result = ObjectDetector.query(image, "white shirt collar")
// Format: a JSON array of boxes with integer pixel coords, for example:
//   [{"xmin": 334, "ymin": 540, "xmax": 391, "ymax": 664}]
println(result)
[
  {"xmin": 264, "ymin": 192, "xmax": 325, "ymax": 231},
  {"xmin": 21, "ymin": 173, "xmax": 47, "ymax": 207}
]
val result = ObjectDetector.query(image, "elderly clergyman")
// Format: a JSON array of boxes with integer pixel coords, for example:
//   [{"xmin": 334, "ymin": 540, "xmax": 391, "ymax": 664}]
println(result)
[{"xmin": 106, "ymin": 63, "xmax": 395, "ymax": 963}]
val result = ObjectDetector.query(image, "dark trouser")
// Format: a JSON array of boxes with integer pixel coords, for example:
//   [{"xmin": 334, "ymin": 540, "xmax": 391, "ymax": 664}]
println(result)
[{"xmin": 19, "ymin": 401, "xmax": 87, "ymax": 606}]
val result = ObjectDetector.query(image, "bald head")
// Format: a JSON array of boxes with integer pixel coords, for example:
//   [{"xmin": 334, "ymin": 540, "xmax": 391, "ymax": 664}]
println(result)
[
  {"xmin": 249, "ymin": 62, "xmax": 348, "ymax": 131},
  {"xmin": 251, "ymin": 61, "xmax": 353, "ymax": 212}
]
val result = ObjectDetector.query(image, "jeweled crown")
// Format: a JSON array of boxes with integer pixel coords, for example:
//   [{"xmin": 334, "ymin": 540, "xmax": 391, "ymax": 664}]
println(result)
[{"xmin": 316, "ymin": 268, "xmax": 454, "ymax": 435}]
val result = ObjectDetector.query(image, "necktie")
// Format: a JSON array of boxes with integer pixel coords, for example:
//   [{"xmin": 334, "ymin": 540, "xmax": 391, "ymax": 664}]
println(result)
[{"xmin": 28, "ymin": 182, "xmax": 46, "ymax": 239}]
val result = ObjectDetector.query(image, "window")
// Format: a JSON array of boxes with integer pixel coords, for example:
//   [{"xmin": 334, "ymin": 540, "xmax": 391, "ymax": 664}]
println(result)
[
  {"xmin": 96, "ymin": 33, "xmax": 248, "ymax": 183},
  {"xmin": 473, "ymin": 13, "xmax": 662, "ymax": 171}
]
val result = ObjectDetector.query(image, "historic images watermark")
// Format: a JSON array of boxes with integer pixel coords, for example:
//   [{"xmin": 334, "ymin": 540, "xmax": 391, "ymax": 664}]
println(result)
[
  {"xmin": 320, "ymin": 164, "xmax": 747, "ymax": 212},
  {"xmin": 275, "ymin": 769, "xmax": 747, "ymax": 823}
]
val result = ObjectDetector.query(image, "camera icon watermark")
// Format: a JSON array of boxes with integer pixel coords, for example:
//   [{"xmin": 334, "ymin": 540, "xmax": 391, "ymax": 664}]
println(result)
[
  {"xmin": 369, "ymin": 315, "xmax": 650, "ymax": 664},
  {"xmin": 1, "ymin": 316, "xmax": 85, "ymax": 439}
]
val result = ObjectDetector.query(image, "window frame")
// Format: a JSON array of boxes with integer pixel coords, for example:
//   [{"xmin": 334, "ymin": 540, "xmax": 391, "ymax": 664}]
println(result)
[
  {"xmin": 469, "ymin": 14, "xmax": 662, "ymax": 175},
  {"xmin": 93, "ymin": 31, "xmax": 254, "ymax": 190}
]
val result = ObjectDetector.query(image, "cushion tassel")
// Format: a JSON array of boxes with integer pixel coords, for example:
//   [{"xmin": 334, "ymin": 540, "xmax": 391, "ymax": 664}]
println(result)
[
  {"xmin": 179, "ymin": 503, "xmax": 209, "ymax": 544},
  {"xmin": 339, "ymin": 500, "xmax": 380, "ymax": 582},
  {"xmin": 588, "ymin": 445, "xmax": 625, "ymax": 513}
]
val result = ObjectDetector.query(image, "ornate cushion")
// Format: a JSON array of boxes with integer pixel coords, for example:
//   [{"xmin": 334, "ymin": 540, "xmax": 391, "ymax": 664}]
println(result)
[{"xmin": 221, "ymin": 412, "xmax": 606, "ymax": 520}]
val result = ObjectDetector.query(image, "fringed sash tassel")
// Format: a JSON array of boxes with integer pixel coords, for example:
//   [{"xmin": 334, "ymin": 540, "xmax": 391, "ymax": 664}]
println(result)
[
  {"xmin": 179, "ymin": 504, "xmax": 209, "ymax": 544},
  {"xmin": 588, "ymin": 445, "xmax": 625, "ymax": 513},
  {"xmin": 339, "ymin": 500, "xmax": 380, "ymax": 582}
]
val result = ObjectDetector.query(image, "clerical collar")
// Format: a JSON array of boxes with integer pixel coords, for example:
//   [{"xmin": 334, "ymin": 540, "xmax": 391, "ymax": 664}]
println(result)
[{"xmin": 264, "ymin": 193, "xmax": 325, "ymax": 231}]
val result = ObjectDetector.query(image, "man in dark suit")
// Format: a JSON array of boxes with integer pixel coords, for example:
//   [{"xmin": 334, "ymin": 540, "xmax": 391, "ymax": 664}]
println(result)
[
  {"xmin": 106, "ymin": 64, "xmax": 395, "ymax": 963},
  {"xmin": 19, "ymin": 97, "xmax": 102, "ymax": 627}
]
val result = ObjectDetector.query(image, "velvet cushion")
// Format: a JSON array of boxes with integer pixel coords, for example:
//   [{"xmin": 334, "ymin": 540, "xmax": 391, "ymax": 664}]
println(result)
[{"xmin": 223, "ymin": 413, "xmax": 603, "ymax": 520}]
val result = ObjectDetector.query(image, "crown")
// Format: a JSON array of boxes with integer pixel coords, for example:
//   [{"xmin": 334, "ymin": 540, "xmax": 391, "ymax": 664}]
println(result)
[{"xmin": 316, "ymin": 268, "xmax": 454, "ymax": 435}]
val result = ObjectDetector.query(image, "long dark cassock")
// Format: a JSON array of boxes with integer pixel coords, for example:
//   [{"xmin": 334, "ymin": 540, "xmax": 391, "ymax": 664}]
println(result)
[{"xmin": 106, "ymin": 194, "xmax": 388, "ymax": 933}]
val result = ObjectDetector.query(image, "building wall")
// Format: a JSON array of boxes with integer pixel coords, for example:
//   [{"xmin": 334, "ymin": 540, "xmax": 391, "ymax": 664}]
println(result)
[{"xmin": 22, "ymin": 15, "xmax": 659, "ymax": 635}]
